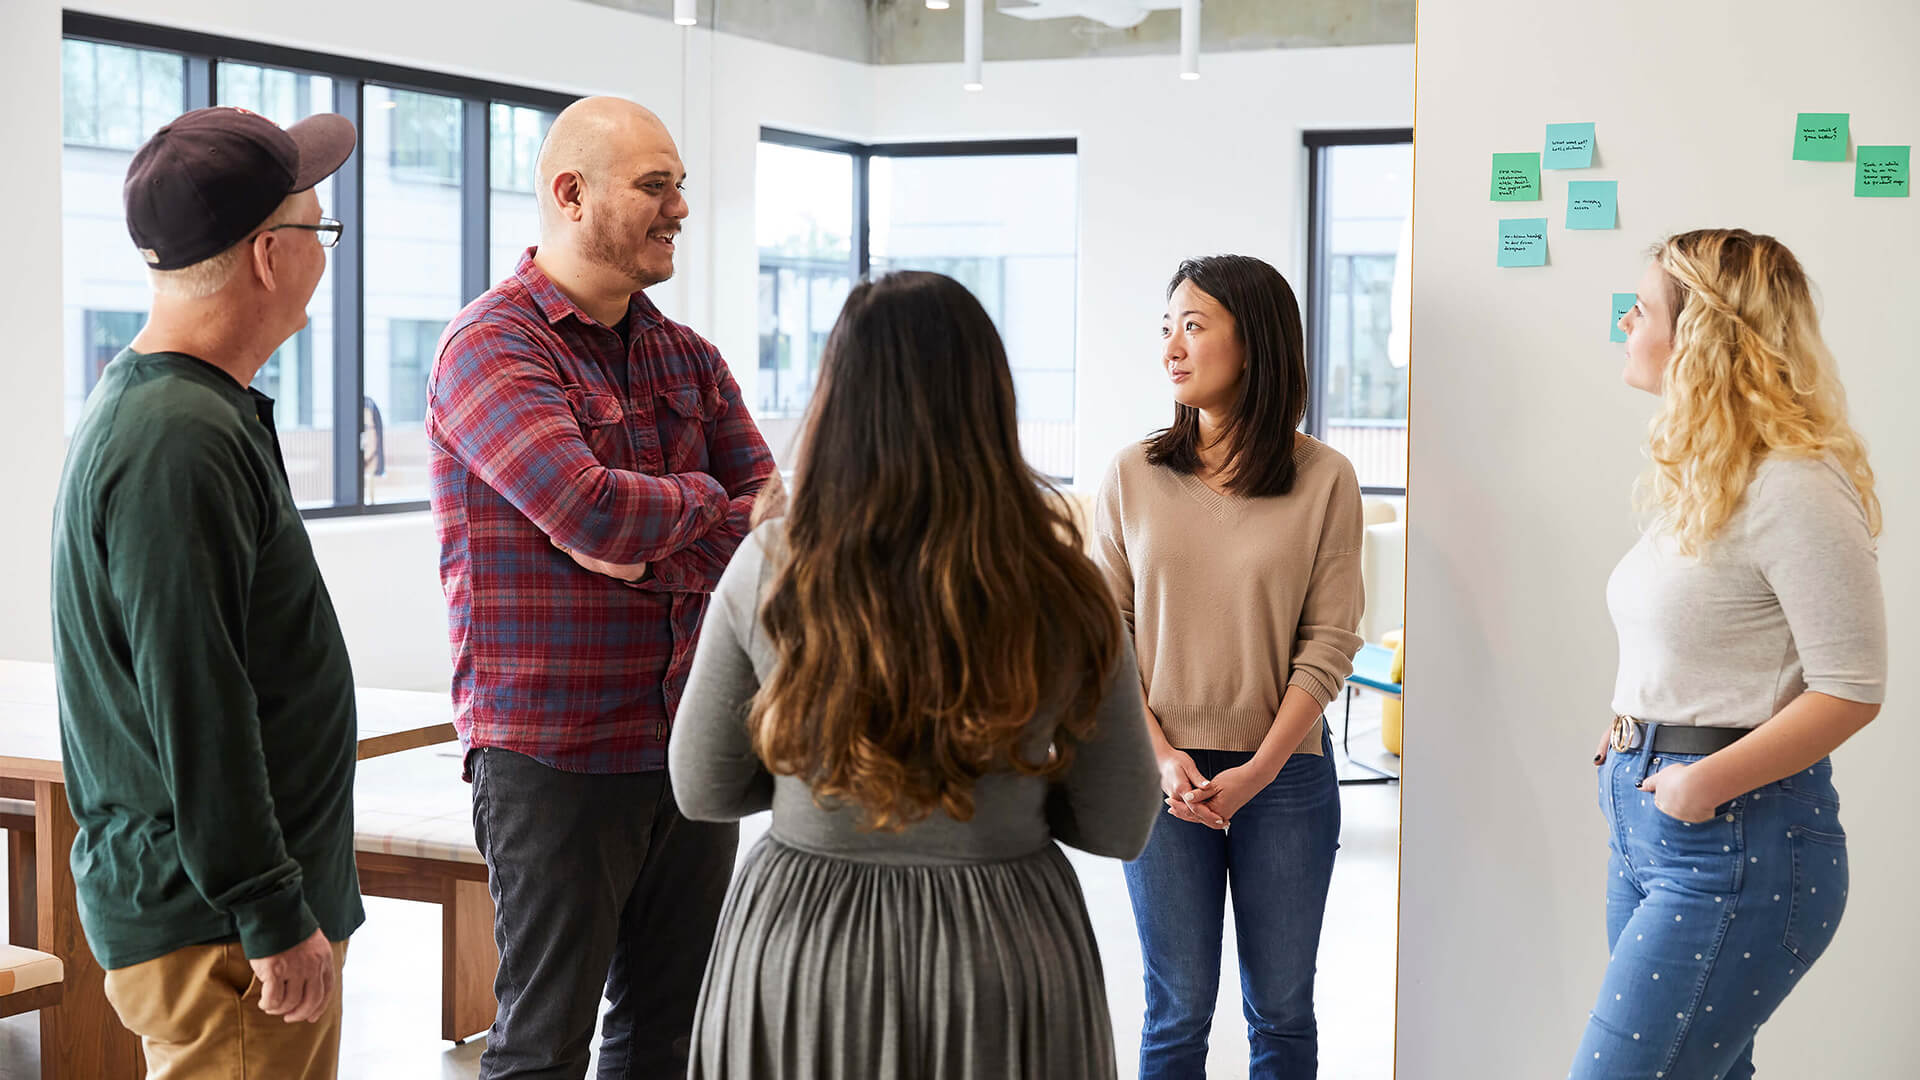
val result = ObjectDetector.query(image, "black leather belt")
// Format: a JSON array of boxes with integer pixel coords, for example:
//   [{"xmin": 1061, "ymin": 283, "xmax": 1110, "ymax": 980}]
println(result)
[{"xmin": 1610, "ymin": 715, "xmax": 1748, "ymax": 755}]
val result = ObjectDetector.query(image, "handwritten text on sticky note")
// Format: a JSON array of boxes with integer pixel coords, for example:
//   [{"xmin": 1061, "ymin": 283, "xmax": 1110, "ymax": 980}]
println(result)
[
  {"xmin": 1491, "ymin": 153, "xmax": 1542, "ymax": 201},
  {"xmin": 1544, "ymin": 123, "xmax": 1596, "ymax": 169},
  {"xmin": 1856, "ymin": 146, "xmax": 1910, "ymax": 197},
  {"xmin": 1793, "ymin": 113, "xmax": 1849, "ymax": 162},
  {"xmin": 1498, "ymin": 219, "xmax": 1549, "ymax": 268},
  {"xmin": 1567, "ymin": 181, "xmax": 1619, "ymax": 230}
]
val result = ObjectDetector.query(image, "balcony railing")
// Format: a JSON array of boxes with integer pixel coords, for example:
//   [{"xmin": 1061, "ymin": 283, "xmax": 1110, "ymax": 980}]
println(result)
[{"xmin": 1323, "ymin": 418, "xmax": 1408, "ymax": 490}]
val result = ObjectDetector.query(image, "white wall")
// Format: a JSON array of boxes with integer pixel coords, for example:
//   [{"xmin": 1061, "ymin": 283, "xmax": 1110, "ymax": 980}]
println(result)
[
  {"xmin": 1400, "ymin": 1, "xmax": 1919, "ymax": 1075},
  {"xmin": 872, "ymin": 45, "xmax": 1415, "ymax": 483},
  {"xmin": 0, "ymin": 0, "xmax": 65, "ymax": 665}
]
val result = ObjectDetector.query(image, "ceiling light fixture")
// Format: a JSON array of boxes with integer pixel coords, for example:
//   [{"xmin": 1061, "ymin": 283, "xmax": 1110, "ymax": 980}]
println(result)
[
  {"xmin": 964, "ymin": 0, "xmax": 984, "ymax": 90},
  {"xmin": 674, "ymin": 0, "xmax": 697, "ymax": 27},
  {"xmin": 928, "ymin": 0, "xmax": 951, "ymax": 9},
  {"xmin": 1179, "ymin": 0, "xmax": 1200, "ymax": 80}
]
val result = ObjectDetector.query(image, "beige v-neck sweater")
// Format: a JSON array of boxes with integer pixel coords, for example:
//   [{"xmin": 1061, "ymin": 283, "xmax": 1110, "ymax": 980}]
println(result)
[{"xmin": 1091, "ymin": 436, "xmax": 1366, "ymax": 755}]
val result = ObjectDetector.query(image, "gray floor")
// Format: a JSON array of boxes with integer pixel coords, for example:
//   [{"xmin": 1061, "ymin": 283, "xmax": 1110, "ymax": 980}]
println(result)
[{"xmin": 1, "ymin": 697, "xmax": 1400, "ymax": 1080}]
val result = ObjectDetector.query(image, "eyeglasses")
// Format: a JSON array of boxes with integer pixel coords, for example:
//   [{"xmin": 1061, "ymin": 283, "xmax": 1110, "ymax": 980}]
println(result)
[{"xmin": 260, "ymin": 217, "xmax": 343, "ymax": 249}]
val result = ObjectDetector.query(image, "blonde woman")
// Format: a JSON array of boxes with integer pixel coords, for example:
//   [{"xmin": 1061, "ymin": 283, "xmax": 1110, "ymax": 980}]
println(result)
[{"xmin": 1572, "ymin": 229, "xmax": 1886, "ymax": 1079}]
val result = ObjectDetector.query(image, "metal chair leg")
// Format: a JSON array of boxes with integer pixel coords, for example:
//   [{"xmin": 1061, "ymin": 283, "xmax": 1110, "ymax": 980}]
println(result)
[{"xmin": 1337, "ymin": 686, "xmax": 1399, "ymax": 786}]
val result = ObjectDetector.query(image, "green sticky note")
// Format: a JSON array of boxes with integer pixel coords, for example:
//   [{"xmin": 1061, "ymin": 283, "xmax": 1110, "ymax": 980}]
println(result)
[
  {"xmin": 1497, "ymin": 219, "xmax": 1548, "ymax": 267},
  {"xmin": 1611, "ymin": 293, "xmax": 1635, "ymax": 343},
  {"xmin": 1793, "ymin": 113, "xmax": 1849, "ymax": 162},
  {"xmin": 1856, "ymin": 145, "xmax": 1910, "ymax": 197},
  {"xmin": 1544, "ymin": 123, "xmax": 1595, "ymax": 169},
  {"xmin": 1566, "ymin": 180, "xmax": 1618, "ymax": 229},
  {"xmin": 1491, "ymin": 153, "xmax": 1542, "ymax": 201}
]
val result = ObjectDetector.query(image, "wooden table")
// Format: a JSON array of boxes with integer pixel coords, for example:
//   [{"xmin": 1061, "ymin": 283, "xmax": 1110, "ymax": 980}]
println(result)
[{"xmin": 0, "ymin": 659, "xmax": 457, "ymax": 1079}]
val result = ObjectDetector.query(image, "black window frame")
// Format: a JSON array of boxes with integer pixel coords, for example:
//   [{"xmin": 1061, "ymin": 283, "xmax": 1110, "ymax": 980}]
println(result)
[
  {"xmin": 1304, "ymin": 127, "xmax": 1413, "ymax": 498},
  {"xmin": 756, "ymin": 128, "xmax": 1079, "ymax": 479},
  {"xmin": 63, "ymin": 12, "xmax": 578, "ymax": 518}
]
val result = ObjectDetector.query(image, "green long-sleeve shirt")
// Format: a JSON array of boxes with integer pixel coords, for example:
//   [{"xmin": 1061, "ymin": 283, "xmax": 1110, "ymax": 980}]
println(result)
[{"xmin": 51, "ymin": 348, "xmax": 364, "ymax": 970}]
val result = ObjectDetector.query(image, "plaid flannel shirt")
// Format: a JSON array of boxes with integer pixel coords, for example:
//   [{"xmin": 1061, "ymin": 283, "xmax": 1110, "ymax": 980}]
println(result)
[{"xmin": 427, "ymin": 250, "xmax": 774, "ymax": 774}]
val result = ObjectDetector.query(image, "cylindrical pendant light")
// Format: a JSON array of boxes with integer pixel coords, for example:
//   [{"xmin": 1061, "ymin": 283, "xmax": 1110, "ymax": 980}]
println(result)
[
  {"xmin": 964, "ymin": 0, "xmax": 984, "ymax": 90},
  {"xmin": 1180, "ymin": 0, "xmax": 1201, "ymax": 80},
  {"xmin": 927, "ymin": 0, "xmax": 951, "ymax": 9},
  {"xmin": 674, "ymin": 0, "xmax": 697, "ymax": 27}
]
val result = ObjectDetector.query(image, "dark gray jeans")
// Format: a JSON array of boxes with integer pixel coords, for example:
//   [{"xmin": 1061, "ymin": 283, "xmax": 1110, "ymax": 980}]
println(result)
[{"xmin": 470, "ymin": 747, "xmax": 738, "ymax": 1080}]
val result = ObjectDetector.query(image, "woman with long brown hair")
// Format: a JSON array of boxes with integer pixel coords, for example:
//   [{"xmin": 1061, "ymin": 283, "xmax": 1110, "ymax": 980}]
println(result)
[
  {"xmin": 668, "ymin": 270, "xmax": 1162, "ymax": 1079},
  {"xmin": 1570, "ymin": 229, "xmax": 1886, "ymax": 1079}
]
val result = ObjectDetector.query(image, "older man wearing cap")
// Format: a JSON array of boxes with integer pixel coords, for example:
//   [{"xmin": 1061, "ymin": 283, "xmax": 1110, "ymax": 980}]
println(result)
[{"xmin": 50, "ymin": 105, "xmax": 363, "ymax": 1079}]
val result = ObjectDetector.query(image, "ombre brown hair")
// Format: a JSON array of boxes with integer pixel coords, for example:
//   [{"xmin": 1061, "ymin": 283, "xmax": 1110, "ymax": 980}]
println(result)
[{"xmin": 748, "ymin": 271, "xmax": 1123, "ymax": 832}]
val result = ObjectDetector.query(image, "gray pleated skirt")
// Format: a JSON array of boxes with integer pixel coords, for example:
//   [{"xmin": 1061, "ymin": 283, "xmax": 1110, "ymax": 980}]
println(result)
[{"xmin": 688, "ymin": 835, "xmax": 1120, "ymax": 1080}]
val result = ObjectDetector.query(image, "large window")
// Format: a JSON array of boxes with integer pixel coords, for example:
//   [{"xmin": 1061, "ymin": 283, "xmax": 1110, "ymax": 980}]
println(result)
[
  {"xmin": 1306, "ymin": 131, "xmax": 1412, "ymax": 494},
  {"xmin": 757, "ymin": 131, "xmax": 1079, "ymax": 481},
  {"xmin": 871, "ymin": 154, "xmax": 1077, "ymax": 481},
  {"xmin": 217, "ymin": 61, "xmax": 338, "ymax": 505},
  {"xmin": 60, "ymin": 40, "xmax": 182, "ymax": 427},
  {"xmin": 386, "ymin": 88, "xmax": 462, "ymax": 185},
  {"xmin": 489, "ymin": 105, "xmax": 558, "ymax": 282},
  {"xmin": 362, "ymin": 84, "xmax": 463, "ymax": 505},
  {"xmin": 755, "ymin": 141, "xmax": 855, "ymax": 420},
  {"xmin": 61, "ymin": 40, "xmax": 183, "ymax": 150},
  {"xmin": 61, "ymin": 14, "xmax": 576, "ymax": 515}
]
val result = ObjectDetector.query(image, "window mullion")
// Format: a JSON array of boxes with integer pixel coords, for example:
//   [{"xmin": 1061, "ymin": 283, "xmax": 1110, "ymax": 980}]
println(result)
[
  {"xmin": 461, "ymin": 98, "xmax": 489, "ymax": 304},
  {"xmin": 853, "ymin": 149, "xmax": 871, "ymax": 281},
  {"xmin": 1304, "ymin": 142, "xmax": 1330, "ymax": 439},
  {"xmin": 186, "ymin": 54, "xmax": 211, "ymax": 111},
  {"xmin": 331, "ymin": 78, "xmax": 366, "ymax": 508}
]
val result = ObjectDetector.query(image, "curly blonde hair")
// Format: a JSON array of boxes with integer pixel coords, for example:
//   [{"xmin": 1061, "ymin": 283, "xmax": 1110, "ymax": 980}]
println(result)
[{"xmin": 1639, "ymin": 228, "xmax": 1880, "ymax": 555}]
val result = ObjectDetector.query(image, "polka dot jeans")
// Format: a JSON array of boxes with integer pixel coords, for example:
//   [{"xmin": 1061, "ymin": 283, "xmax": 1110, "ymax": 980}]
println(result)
[{"xmin": 1568, "ymin": 746, "xmax": 1848, "ymax": 1080}]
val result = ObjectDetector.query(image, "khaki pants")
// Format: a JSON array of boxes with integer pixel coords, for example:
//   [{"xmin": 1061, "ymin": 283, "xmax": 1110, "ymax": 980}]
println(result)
[{"xmin": 102, "ymin": 939, "xmax": 350, "ymax": 1080}]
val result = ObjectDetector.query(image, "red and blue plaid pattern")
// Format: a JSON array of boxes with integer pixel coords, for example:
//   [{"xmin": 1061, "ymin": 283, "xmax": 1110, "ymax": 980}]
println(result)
[{"xmin": 427, "ymin": 250, "xmax": 774, "ymax": 774}]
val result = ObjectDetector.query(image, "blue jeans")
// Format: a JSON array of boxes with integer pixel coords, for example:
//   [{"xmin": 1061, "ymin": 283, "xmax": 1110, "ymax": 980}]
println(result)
[
  {"xmin": 1569, "ymin": 738, "xmax": 1849, "ymax": 1080},
  {"xmin": 1124, "ymin": 734, "xmax": 1342, "ymax": 1080}
]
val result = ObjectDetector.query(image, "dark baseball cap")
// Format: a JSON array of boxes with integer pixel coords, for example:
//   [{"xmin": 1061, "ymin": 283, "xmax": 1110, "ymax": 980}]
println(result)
[{"xmin": 124, "ymin": 106, "xmax": 357, "ymax": 271}]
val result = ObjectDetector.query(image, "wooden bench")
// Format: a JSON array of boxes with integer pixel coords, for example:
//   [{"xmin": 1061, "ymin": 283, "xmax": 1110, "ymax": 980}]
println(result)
[
  {"xmin": 0, "ymin": 943, "xmax": 63, "ymax": 1019},
  {"xmin": 352, "ymin": 744, "xmax": 499, "ymax": 1045},
  {"xmin": 1, "ymin": 756, "xmax": 496, "ymax": 1044}
]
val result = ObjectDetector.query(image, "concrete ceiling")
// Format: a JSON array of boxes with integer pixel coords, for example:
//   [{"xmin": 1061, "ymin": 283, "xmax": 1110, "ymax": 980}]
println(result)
[{"xmin": 579, "ymin": 0, "xmax": 1414, "ymax": 65}]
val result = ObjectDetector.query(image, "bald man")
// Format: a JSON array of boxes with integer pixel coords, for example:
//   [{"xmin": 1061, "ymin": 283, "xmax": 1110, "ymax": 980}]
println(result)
[{"xmin": 425, "ymin": 97, "xmax": 774, "ymax": 1079}]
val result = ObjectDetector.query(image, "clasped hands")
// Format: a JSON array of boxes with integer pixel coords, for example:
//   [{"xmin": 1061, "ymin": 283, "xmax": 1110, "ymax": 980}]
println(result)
[{"xmin": 1157, "ymin": 748, "xmax": 1274, "ymax": 831}]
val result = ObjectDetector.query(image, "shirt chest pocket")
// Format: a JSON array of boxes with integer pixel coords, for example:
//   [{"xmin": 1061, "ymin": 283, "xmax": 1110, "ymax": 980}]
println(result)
[
  {"xmin": 654, "ymin": 381, "xmax": 726, "ymax": 472},
  {"xmin": 563, "ymin": 386, "xmax": 630, "ymax": 463}
]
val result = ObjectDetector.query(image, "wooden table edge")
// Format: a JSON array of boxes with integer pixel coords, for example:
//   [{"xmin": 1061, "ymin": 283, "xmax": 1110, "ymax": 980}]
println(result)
[
  {"xmin": 355, "ymin": 723, "xmax": 459, "ymax": 761},
  {"xmin": 0, "ymin": 755, "xmax": 64, "ymax": 784}
]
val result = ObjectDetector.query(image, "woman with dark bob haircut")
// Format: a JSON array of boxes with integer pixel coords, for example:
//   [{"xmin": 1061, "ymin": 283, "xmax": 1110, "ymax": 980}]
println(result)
[
  {"xmin": 669, "ymin": 270, "xmax": 1163, "ymax": 1079},
  {"xmin": 1092, "ymin": 254, "xmax": 1365, "ymax": 1079}
]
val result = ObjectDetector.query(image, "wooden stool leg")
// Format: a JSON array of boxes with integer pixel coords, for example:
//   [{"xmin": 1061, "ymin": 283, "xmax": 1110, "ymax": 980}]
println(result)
[
  {"xmin": 441, "ymin": 877, "xmax": 499, "ymax": 1044},
  {"xmin": 7, "ymin": 826, "xmax": 35, "ymax": 947},
  {"xmin": 37, "ymin": 779, "xmax": 148, "ymax": 1078}
]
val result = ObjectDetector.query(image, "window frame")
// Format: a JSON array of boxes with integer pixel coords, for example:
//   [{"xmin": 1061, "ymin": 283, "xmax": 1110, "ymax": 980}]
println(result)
[
  {"xmin": 63, "ymin": 12, "xmax": 577, "ymax": 518},
  {"xmin": 1303, "ymin": 127, "xmax": 1413, "ymax": 497},
  {"xmin": 756, "ymin": 128, "xmax": 1079, "ymax": 479}
]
